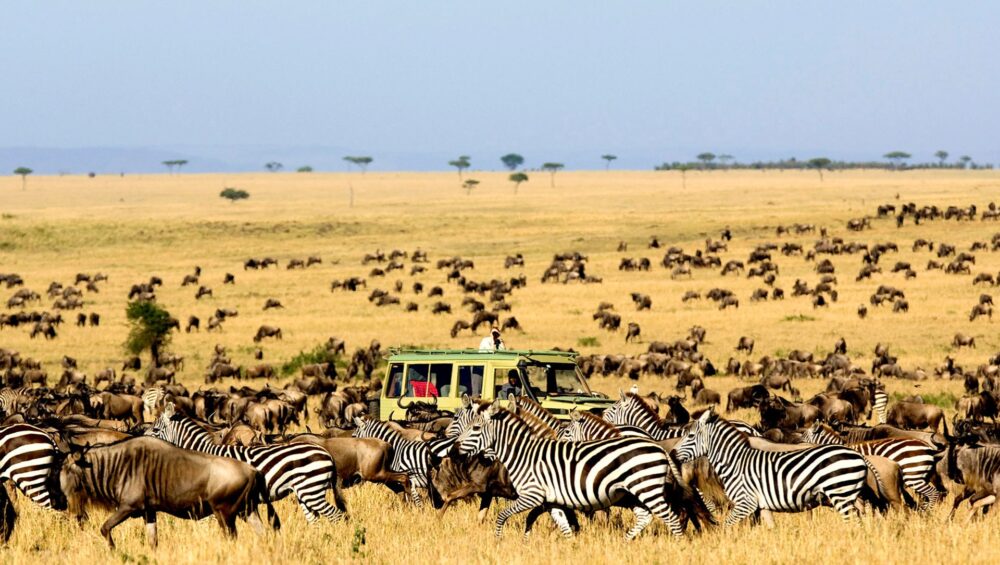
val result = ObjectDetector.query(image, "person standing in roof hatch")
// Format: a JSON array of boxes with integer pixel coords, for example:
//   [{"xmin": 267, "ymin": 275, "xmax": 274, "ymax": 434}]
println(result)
[{"xmin": 478, "ymin": 327, "xmax": 506, "ymax": 351}]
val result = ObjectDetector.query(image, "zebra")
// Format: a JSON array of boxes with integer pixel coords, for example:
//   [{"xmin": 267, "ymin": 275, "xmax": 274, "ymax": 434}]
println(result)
[
  {"xmin": 873, "ymin": 387, "xmax": 889, "ymax": 424},
  {"xmin": 801, "ymin": 422, "xmax": 942, "ymax": 508},
  {"xmin": 147, "ymin": 403, "xmax": 345, "ymax": 524},
  {"xmin": 558, "ymin": 409, "xmax": 650, "ymax": 441},
  {"xmin": 352, "ymin": 418, "xmax": 431, "ymax": 507},
  {"xmin": 0, "ymin": 423, "xmax": 61, "ymax": 509},
  {"xmin": 456, "ymin": 401, "xmax": 688, "ymax": 539},
  {"xmin": 674, "ymin": 410, "xmax": 869, "ymax": 527},
  {"xmin": 141, "ymin": 387, "xmax": 165, "ymax": 421},
  {"xmin": 605, "ymin": 392, "xmax": 760, "ymax": 439},
  {"xmin": 0, "ymin": 388, "xmax": 23, "ymax": 416}
]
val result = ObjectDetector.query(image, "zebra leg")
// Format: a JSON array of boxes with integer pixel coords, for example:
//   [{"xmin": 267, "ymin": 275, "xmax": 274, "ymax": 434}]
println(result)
[
  {"xmin": 625, "ymin": 507, "xmax": 653, "ymax": 540},
  {"xmin": 494, "ymin": 489, "xmax": 544, "ymax": 538},
  {"xmin": 144, "ymin": 511, "xmax": 158, "ymax": 548},
  {"xmin": 759, "ymin": 509, "xmax": 775, "ymax": 529},
  {"xmin": 829, "ymin": 494, "xmax": 861, "ymax": 523},
  {"xmin": 408, "ymin": 474, "xmax": 425, "ymax": 508},
  {"xmin": 547, "ymin": 508, "xmax": 574, "ymax": 538},
  {"xmin": 913, "ymin": 481, "xmax": 941, "ymax": 510},
  {"xmin": 298, "ymin": 490, "xmax": 346, "ymax": 523}
]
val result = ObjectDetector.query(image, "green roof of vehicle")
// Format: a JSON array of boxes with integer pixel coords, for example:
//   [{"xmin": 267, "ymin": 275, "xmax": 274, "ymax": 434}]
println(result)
[{"xmin": 386, "ymin": 348, "xmax": 578, "ymax": 362}]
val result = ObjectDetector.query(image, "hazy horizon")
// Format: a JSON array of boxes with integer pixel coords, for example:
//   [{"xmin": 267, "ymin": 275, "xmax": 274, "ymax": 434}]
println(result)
[{"xmin": 3, "ymin": 1, "xmax": 999, "ymax": 173}]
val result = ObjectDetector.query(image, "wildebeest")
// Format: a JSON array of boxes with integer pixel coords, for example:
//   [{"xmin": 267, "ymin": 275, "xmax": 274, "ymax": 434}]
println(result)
[
  {"xmin": 60, "ymin": 437, "xmax": 272, "ymax": 548},
  {"xmin": 726, "ymin": 384, "xmax": 769, "ymax": 412},
  {"xmin": 253, "ymin": 325, "xmax": 283, "ymax": 342},
  {"xmin": 887, "ymin": 401, "xmax": 945, "ymax": 432},
  {"xmin": 625, "ymin": 322, "xmax": 641, "ymax": 343},
  {"xmin": 953, "ymin": 333, "xmax": 976, "ymax": 349},
  {"xmin": 736, "ymin": 336, "xmax": 754, "ymax": 355}
]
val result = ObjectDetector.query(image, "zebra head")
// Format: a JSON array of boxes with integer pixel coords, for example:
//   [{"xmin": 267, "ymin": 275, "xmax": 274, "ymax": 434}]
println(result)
[
  {"xmin": 558, "ymin": 410, "xmax": 586, "ymax": 441},
  {"xmin": 673, "ymin": 409, "xmax": 715, "ymax": 463},
  {"xmin": 455, "ymin": 402, "xmax": 499, "ymax": 460},
  {"xmin": 600, "ymin": 389, "xmax": 629, "ymax": 425},
  {"xmin": 146, "ymin": 401, "xmax": 179, "ymax": 442},
  {"xmin": 444, "ymin": 394, "xmax": 479, "ymax": 438}
]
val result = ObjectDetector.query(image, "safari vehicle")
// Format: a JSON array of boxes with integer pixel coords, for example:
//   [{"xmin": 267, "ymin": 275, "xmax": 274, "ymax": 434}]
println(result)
[{"xmin": 377, "ymin": 348, "xmax": 613, "ymax": 422}]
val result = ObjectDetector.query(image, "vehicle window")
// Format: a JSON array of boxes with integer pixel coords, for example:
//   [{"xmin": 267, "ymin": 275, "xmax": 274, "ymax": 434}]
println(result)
[
  {"xmin": 457, "ymin": 365, "xmax": 484, "ymax": 398},
  {"xmin": 430, "ymin": 363, "xmax": 454, "ymax": 397},
  {"xmin": 494, "ymin": 367, "xmax": 526, "ymax": 400},
  {"xmin": 386, "ymin": 363, "xmax": 404, "ymax": 398},
  {"xmin": 405, "ymin": 364, "xmax": 438, "ymax": 398},
  {"xmin": 524, "ymin": 363, "xmax": 588, "ymax": 396}
]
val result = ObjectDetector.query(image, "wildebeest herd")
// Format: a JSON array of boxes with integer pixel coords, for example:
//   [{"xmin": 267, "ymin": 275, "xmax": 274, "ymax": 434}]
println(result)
[{"xmin": 3, "ymin": 198, "xmax": 1000, "ymax": 547}]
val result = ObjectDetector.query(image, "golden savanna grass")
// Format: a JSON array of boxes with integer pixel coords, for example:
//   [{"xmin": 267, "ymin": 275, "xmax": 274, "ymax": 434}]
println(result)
[{"xmin": 1, "ymin": 169, "xmax": 1000, "ymax": 564}]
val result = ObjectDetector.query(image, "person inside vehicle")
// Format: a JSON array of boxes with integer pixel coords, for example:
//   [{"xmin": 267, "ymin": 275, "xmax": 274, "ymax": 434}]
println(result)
[
  {"xmin": 500, "ymin": 369, "xmax": 522, "ymax": 398},
  {"xmin": 406, "ymin": 367, "xmax": 438, "ymax": 398},
  {"xmin": 478, "ymin": 327, "xmax": 506, "ymax": 352}
]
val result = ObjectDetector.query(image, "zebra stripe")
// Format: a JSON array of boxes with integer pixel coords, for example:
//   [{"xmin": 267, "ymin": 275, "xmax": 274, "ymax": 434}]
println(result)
[
  {"xmin": 674, "ymin": 411, "xmax": 868, "ymax": 525},
  {"xmin": 142, "ymin": 387, "xmax": 165, "ymax": 420},
  {"xmin": 801, "ymin": 423, "xmax": 941, "ymax": 508},
  {"xmin": 147, "ymin": 406, "xmax": 345, "ymax": 523},
  {"xmin": 457, "ymin": 403, "xmax": 684, "ymax": 539},
  {"xmin": 0, "ymin": 424, "xmax": 60, "ymax": 509},
  {"xmin": 604, "ymin": 393, "xmax": 759, "ymax": 439},
  {"xmin": 352, "ymin": 419, "xmax": 430, "ymax": 507},
  {"xmin": 873, "ymin": 389, "xmax": 889, "ymax": 424}
]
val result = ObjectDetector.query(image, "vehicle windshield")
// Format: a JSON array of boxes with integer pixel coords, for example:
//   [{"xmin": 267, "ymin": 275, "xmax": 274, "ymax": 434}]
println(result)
[{"xmin": 522, "ymin": 362, "xmax": 591, "ymax": 397}]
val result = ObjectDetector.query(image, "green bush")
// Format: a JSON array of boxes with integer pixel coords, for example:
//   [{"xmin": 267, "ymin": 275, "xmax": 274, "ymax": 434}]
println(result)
[
  {"xmin": 281, "ymin": 345, "xmax": 339, "ymax": 377},
  {"xmin": 577, "ymin": 336, "xmax": 600, "ymax": 347}
]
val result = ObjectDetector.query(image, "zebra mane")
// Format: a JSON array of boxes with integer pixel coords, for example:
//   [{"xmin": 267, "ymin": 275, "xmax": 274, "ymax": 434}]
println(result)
[
  {"xmin": 495, "ymin": 408, "xmax": 555, "ymax": 439},
  {"xmin": 623, "ymin": 392, "xmax": 665, "ymax": 424},
  {"xmin": 813, "ymin": 422, "xmax": 842, "ymax": 440},
  {"xmin": 576, "ymin": 411, "xmax": 620, "ymax": 435}
]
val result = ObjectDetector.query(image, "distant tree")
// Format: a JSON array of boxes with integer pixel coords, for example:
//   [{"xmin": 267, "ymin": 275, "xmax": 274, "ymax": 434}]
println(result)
[
  {"xmin": 696, "ymin": 152, "xmax": 716, "ymax": 169},
  {"xmin": 509, "ymin": 172, "xmax": 529, "ymax": 194},
  {"xmin": 265, "ymin": 161, "xmax": 283, "ymax": 172},
  {"xmin": 161, "ymin": 159, "xmax": 189, "ymax": 174},
  {"xmin": 675, "ymin": 163, "xmax": 692, "ymax": 189},
  {"xmin": 220, "ymin": 187, "xmax": 250, "ymax": 202},
  {"xmin": 125, "ymin": 300, "xmax": 175, "ymax": 367},
  {"xmin": 297, "ymin": 165, "xmax": 313, "ymax": 173},
  {"xmin": 343, "ymin": 156, "xmax": 373, "ymax": 174},
  {"xmin": 449, "ymin": 155, "xmax": 471, "ymax": 179},
  {"xmin": 13, "ymin": 167, "xmax": 32, "ymax": 191},
  {"xmin": 718, "ymin": 154, "xmax": 734, "ymax": 168},
  {"xmin": 960, "ymin": 155, "xmax": 972, "ymax": 169},
  {"xmin": 808, "ymin": 157, "xmax": 832, "ymax": 181},
  {"xmin": 883, "ymin": 151, "xmax": 911, "ymax": 169},
  {"xmin": 934, "ymin": 150, "xmax": 949, "ymax": 166},
  {"xmin": 462, "ymin": 179, "xmax": 480, "ymax": 195},
  {"xmin": 541, "ymin": 162, "xmax": 564, "ymax": 187},
  {"xmin": 601, "ymin": 154, "xmax": 617, "ymax": 170},
  {"xmin": 500, "ymin": 153, "xmax": 524, "ymax": 171}
]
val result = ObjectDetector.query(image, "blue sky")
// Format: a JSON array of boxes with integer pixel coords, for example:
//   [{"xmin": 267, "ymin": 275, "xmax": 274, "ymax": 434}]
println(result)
[{"xmin": 2, "ymin": 1, "xmax": 998, "ymax": 171}]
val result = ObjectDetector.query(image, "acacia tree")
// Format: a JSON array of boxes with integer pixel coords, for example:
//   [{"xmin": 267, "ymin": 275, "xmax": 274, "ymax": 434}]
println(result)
[
  {"xmin": 125, "ymin": 300, "xmax": 175, "ymax": 367},
  {"xmin": 696, "ymin": 152, "xmax": 716, "ymax": 169},
  {"xmin": 883, "ymin": 151, "xmax": 911, "ymax": 169},
  {"xmin": 541, "ymin": 162, "xmax": 564, "ymax": 187},
  {"xmin": 343, "ymin": 156, "xmax": 373, "ymax": 173},
  {"xmin": 220, "ymin": 187, "xmax": 250, "ymax": 202},
  {"xmin": 13, "ymin": 167, "xmax": 32, "ymax": 191},
  {"xmin": 718, "ymin": 154, "xmax": 734, "ymax": 168},
  {"xmin": 161, "ymin": 159, "xmax": 189, "ymax": 174},
  {"xmin": 934, "ymin": 150, "xmax": 949, "ymax": 166},
  {"xmin": 601, "ymin": 154, "xmax": 617, "ymax": 170},
  {"xmin": 808, "ymin": 157, "xmax": 832, "ymax": 181},
  {"xmin": 297, "ymin": 165, "xmax": 313, "ymax": 173},
  {"xmin": 462, "ymin": 179, "xmax": 479, "ymax": 195},
  {"xmin": 500, "ymin": 153, "xmax": 524, "ymax": 171},
  {"xmin": 960, "ymin": 155, "xmax": 972, "ymax": 169},
  {"xmin": 265, "ymin": 161, "xmax": 283, "ymax": 172},
  {"xmin": 449, "ymin": 155, "xmax": 471, "ymax": 179},
  {"xmin": 509, "ymin": 172, "xmax": 528, "ymax": 194}
]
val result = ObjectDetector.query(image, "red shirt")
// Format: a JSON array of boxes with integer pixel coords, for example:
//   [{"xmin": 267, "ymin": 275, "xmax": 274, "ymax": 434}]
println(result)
[{"xmin": 410, "ymin": 381, "xmax": 439, "ymax": 398}]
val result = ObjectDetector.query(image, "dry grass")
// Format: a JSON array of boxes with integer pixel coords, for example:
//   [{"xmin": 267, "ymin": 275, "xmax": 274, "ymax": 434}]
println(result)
[{"xmin": 2, "ymin": 169, "xmax": 1000, "ymax": 562}]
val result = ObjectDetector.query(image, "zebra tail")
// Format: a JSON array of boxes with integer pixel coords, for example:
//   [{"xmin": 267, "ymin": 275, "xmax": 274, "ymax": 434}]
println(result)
[
  {"xmin": 667, "ymin": 454, "xmax": 717, "ymax": 531},
  {"xmin": 255, "ymin": 472, "xmax": 280, "ymax": 531}
]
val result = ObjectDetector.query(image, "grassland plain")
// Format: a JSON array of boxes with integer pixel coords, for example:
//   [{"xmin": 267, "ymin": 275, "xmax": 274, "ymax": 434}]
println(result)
[{"xmin": 1, "ymin": 169, "xmax": 1000, "ymax": 564}]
